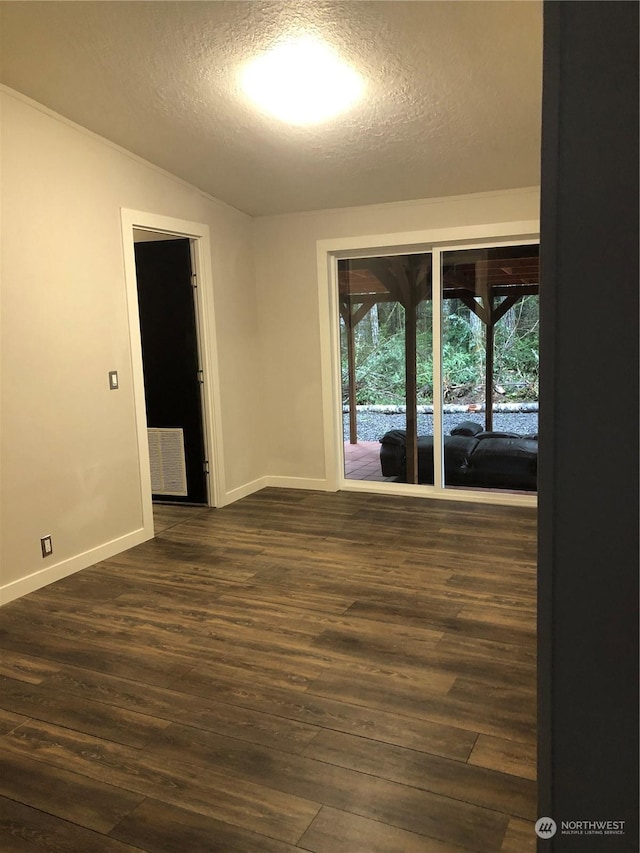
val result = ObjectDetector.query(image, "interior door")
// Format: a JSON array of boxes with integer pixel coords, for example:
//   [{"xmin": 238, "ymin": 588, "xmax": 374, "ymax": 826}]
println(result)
[{"xmin": 134, "ymin": 238, "xmax": 208, "ymax": 504}]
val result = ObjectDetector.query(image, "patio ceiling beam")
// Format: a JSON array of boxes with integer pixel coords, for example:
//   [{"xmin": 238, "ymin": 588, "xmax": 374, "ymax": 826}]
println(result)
[
  {"xmin": 458, "ymin": 295, "xmax": 489, "ymax": 325},
  {"xmin": 351, "ymin": 297, "xmax": 378, "ymax": 327},
  {"xmin": 492, "ymin": 294, "xmax": 525, "ymax": 324}
]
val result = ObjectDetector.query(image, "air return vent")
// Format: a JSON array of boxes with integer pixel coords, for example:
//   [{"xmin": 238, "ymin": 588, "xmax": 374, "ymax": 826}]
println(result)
[{"xmin": 147, "ymin": 428, "xmax": 188, "ymax": 496}]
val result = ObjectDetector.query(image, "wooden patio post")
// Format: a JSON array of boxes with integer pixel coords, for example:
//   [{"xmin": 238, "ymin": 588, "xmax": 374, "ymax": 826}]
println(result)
[
  {"xmin": 475, "ymin": 260, "xmax": 494, "ymax": 433},
  {"xmin": 485, "ymin": 302, "xmax": 494, "ymax": 432},
  {"xmin": 346, "ymin": 309, "xmax": 358, "ymax": 444},
  {"xmin": 405, "ymin": 297, "xmax": 419, "ymax": 484}
]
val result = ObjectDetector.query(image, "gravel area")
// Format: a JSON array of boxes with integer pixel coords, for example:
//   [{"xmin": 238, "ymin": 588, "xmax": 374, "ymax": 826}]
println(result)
[{"xmin": 344, "ymin": 410, "xmax": 538, "ymax": 442}]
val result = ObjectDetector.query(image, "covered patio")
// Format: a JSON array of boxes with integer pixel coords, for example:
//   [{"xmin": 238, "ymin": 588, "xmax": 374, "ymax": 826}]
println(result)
[{"xmin": 343, "ymin": 440, "xmax": 394, "ymax": 482}]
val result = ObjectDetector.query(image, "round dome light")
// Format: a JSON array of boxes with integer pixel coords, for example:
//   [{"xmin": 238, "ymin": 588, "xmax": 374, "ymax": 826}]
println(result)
[{"xmin": 240, "ymin": 35, "xmax": 365, "ymax": 126}]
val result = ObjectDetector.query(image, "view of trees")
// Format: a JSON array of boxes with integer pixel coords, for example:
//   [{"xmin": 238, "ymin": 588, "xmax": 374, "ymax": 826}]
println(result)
[{"xmin": 341, "ymin": 295, "xmax": 539, "ymax": 406}]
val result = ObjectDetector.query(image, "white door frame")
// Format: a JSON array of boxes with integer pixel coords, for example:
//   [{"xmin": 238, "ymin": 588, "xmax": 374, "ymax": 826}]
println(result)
[
  {"xmin": 317, "ymin": 220, "xmax": 540, "ymax": 508},
  {"xmin": 121, "ymin": 209, "xmax": 225, "ymax": 535}
]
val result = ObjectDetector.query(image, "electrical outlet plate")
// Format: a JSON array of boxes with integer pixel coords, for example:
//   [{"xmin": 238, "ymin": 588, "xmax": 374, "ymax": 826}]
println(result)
[{"xmin": 40, "ymin": 535, "xmax": 53, "ymax": 558}]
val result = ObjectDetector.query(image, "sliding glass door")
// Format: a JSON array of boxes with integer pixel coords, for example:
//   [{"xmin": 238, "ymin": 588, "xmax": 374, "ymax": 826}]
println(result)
[
  {"xmin": 338, "ymin": 253, "xmax": 433, "ymax": 486},
  {"xmin": 337, "ymin": 241, "xmax": 539, "ymax": 496},
  {"xmin": 440, "ymin": 244, "xmax": 539, "ymax": 493}
]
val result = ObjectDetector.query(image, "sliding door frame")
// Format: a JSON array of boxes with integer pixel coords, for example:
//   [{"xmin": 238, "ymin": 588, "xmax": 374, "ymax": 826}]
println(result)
[{"xmin": 317, "ymin": 220, "xmax": 539, "ymax": 507}]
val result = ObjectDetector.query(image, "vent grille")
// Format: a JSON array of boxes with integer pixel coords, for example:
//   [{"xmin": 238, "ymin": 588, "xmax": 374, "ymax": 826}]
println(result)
[{"xmin": 147, "ymin": 428, "xmax": 188, "ymax": 496}]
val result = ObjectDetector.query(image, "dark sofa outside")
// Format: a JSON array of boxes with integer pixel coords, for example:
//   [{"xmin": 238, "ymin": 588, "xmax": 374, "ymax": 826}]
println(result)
[{"xmin": 379, "ymin": 420, "xmax": 537, "ymax": 491}]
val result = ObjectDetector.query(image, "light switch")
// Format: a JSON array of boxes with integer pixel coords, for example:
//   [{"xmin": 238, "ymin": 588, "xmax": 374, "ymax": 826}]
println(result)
[{"xmin": 108, "ymin": 370, "xmax": 119, "ymax": 390}]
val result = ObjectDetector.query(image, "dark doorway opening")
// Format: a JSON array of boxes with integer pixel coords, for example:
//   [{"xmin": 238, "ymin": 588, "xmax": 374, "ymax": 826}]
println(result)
[{"xmin": 134, "ymin": 236, "xmax": 208, "ymax": 505}]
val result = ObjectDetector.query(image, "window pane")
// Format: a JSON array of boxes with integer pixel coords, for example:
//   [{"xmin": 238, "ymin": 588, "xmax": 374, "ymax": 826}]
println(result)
[
  {"xmin": 339, "ymin": 254, "xmax": 433, "ymax": 485},
  {"xmin": 441, "ymin": 245, "xmax": 539, "ymax": 493}
]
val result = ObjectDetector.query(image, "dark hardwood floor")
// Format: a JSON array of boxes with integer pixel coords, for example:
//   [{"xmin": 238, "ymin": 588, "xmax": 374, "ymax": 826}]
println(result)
[{"xmin": 0, "ymin": 489, "xmax": 537, "ymax": 852}]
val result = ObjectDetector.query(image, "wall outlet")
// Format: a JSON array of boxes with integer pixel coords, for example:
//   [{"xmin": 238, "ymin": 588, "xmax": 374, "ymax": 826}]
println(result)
[{"xmin": 40, "ymin": 535, "xmax": 53, "ymax": 558}]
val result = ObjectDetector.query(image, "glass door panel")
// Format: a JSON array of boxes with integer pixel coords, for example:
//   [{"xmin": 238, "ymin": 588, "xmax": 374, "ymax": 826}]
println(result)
[
  {"xmin": 338, "ymin": 253, "xmax": 433, "ymax": 485},
  {"xmin": 441, "ymin": 245, "xmax": 539, "ymax": 493}
]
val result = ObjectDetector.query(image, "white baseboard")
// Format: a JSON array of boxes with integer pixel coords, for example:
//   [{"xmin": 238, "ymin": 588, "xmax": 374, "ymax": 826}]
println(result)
[
  {"xmin": 340, "ymin": 477, "xmax": 538, "ymax": 507},
  {"xmin": 221, "ymin": 476, "xmax": 334, "ymax": 507},
  {"xmin": 0, "ymin": 527, "xmax": 152, "ymax": 606},
  {"xmin": 220, "ymin": 477, "xmax": 269, "ymax": 506},
  {"xmin": 263, "ymin": 476, "xmax": 334, "ymax": 492}
]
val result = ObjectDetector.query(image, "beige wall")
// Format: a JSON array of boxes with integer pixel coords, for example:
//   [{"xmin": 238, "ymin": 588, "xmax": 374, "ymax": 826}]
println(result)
[
  {"xmin": 253, "ymin": 188, "xmax": 540, "ymax": 481},
  {"xmin": 0, "ymin": 88, "xmax": 261, "ymax": 600}
]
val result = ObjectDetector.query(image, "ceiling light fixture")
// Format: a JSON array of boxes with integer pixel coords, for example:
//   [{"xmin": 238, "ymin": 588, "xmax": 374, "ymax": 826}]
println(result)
[{"xmin": 240, "ymin": 35, "xmax": 364, "ymax": 126}]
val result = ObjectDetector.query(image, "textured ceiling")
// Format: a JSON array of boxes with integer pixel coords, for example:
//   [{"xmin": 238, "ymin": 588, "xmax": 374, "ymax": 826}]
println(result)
[{"xmin": 0, "ymin": 1, "xmax": 542, "ymax": 216}]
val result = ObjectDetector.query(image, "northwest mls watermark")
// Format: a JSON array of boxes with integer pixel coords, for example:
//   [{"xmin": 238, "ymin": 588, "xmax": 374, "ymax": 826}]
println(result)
[{"xmin": 535, "ymin": 817, "xmax": 626, "ymax": 839}]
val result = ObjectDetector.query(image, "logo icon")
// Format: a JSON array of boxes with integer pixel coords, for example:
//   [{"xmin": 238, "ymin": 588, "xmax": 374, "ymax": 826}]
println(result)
[{"xmin": 535, "ymin": 817, "xmax": 558, "ymax": 838}]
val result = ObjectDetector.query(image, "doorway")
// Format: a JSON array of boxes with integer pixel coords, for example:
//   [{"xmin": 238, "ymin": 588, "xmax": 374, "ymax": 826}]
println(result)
[
  {"xmin": 134, "ymin": 233, "xmax": 208, "ymax": 505},
  {"xmin": 121, "ymin": 210, "xmax": 223, "ymax": 538}
]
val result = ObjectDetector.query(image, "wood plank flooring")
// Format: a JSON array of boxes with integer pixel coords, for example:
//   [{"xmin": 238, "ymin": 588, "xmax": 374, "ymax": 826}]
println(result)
[{"xmin": 0, "ymin": 489, "xmax": 537, "ymax": 852}]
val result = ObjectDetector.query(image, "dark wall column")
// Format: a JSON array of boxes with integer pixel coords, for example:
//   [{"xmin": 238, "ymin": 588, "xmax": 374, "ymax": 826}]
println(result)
[{"xmin": 538, "ymin": 2, "xmax": 639, "ymax": 849}]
